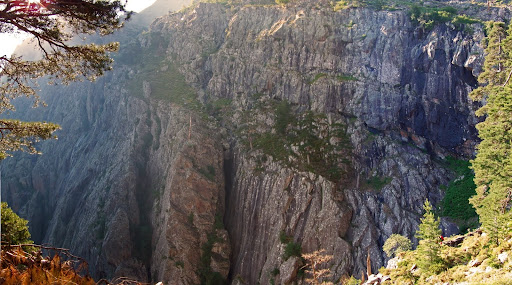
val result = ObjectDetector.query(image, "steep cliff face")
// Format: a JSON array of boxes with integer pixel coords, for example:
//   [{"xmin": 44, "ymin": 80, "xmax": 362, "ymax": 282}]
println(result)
[
  {"xmin": 2, "ymin": 0, "xmax": 507, "ymax": 284},
  {"xmin": 149, "ymin": 2, "xmax": 490, "ymax": 282},
  {"xmin": 2, "ymin": 0, "xmax": 230, "ymax": 283},
  {"xmin": 2, "ymin": 69, "xmax": 229, "ymax": 283}
]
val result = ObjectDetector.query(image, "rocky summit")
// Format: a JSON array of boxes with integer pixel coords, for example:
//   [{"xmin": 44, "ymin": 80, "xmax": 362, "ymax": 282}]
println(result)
[{"xmin": 2, "ymin": 0, "xmax": 509, "ymax": 284}]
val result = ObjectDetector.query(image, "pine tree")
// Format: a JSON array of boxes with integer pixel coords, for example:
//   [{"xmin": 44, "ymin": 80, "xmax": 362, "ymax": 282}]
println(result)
[
  {"xmin": 415, "ymin": 200, "xmax": 444, "ymax": 275},
  {"xmin": 1, "ymin": 202, "xmax": 32, "ymax": 246},
  {"xmin": 469, "ymin": 21, "xmax": 512, "ymax": 243},
  {"xmin": 0, "ymin": 0, "xmax": 131, "ymax": 159}
]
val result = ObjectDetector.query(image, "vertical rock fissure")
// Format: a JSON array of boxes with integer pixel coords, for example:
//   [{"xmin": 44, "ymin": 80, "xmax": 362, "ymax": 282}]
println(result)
[
  {"xmin": 131, "ymin": 110, "xmax": 154, "ymax": 280},
  {"xmin": 222, "ymin": 145, "xmax": 236, "ymax": 283}
]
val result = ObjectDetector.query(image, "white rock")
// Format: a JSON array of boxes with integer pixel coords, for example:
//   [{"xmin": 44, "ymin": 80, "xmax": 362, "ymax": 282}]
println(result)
[
  {"xmin": 498, "ymin": 251, "xmax": 509, "ymax": 263},
  {"xmin": 366, "ymin": 274, "xmax": 380, "ymax": 284},
  {"xmin": 468, "ymin": 259, "xmax": 481, "ymax": 267},
  {"xmin": 386, "ymin": 256, "xmax": 399, "ymax": 269}
]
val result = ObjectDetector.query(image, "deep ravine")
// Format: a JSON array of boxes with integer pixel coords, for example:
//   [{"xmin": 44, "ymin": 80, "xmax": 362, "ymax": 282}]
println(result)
[{"xmin": 2, "ymin": 0, "xmax": 510, "ymax": 284}]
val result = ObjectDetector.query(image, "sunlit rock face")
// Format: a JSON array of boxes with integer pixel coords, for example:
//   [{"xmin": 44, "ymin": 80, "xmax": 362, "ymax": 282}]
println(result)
[{"xmin": 2, "ymin": 0, "xmax": 506, "ymax": 284}]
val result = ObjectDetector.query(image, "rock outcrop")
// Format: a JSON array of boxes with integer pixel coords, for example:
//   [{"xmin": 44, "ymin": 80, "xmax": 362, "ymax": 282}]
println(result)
[{"xmin": 2, "ymin": 0, "xmax": 507, "ymax": 284}]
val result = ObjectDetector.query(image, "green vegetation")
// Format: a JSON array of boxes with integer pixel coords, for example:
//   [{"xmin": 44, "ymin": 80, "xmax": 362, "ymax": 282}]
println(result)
[
  {"xmin": 441, "ymin": 157, "xmax": 478, "ymax": 232},
  {"xmin": 270, "ymin": 268, "xmax": 280, "ymax": 277},
  {"xmin": 343, "ymin": 276, "xmax": 361, "ymax": 285},
  {"xmin": 333, "ymin": 0, "xmax": 480, "ymax": 30},
  {"xmin": 0, "ymin": 0, "xmax": 129, "ymax": 160},
  {"xmin": 269, "ymin": 268, "xmax": 280, "ymax": 285},
  {"xmin": 279, "ymin": 231, "xmax": 302, "ymax": 261},
  {"xmin": 364, "ymin": 176, "xmax": 392, "ymax": 191},
  {"xmin": 333, "ymin": 0, "xmax": 370, "ymax": 11},
  {"xmin": 207, "ymin": 98, "xmax": 233, "ymax": 118},
  {"xmin": 188, "ymin": 212, "xmax": 195, "ymax": 225},
  {"xmin": 381, "ymin": 228, "xmax": 512, "ymax": 284},
  {"xmin": 379, "ymin": 19, "xmax": 512, "ymax": 285},
  {"xmin": 175, "ymin": 261, "xmax": 185, "ymax": 268},
  {"xmin": 415, "ymin": 200, "xmax": 445, "ymax": 275},
  {"xmin": 240, "ymin": 99, "xmax": 352, "ymax": 182},
  {"xmin": 198, "ymin": 214, "xmax": 227, "ymax": 284},
  {"xmin": 199, "ymin": 165, "xmax": 217, "ymax": 182},
  {"xmin": 409, "ymin": 5, "xmax": 458, "ymax": 29},
  {"xmin": 383, "ymin": 234, "xmax": 411, "ymax": 258},
  {"xmin": 308, "ymin": 73, "xmax": 327, "ymax": 85},
  {"xmin": 283, "ymin": 241, "xmax": 302, "ymax": 261},
  {"xmin": 214, "ymin": 213, "xmax": 224, "ymax": 230},
  {"xmin": 92, "ymin": 212, "xmax": 107, "ymax": 240},
  {"xmin": 198, "ymin": 231, "xmax": 226, "ymax": 285},
  {"xmin": 127, "ymin": 58, "xmax": 200, "ymax": 110},
  {"xmin": 379, "ymin": 201, "xmax": 446, "ymax": 283},
  {"xmin": 409, "ymin": 4, "xmax": 480, "ymax": 31},
  {"xmin": 279, "ymin": 230, "xmax": 293, "ymax": 244},
  {"xmin": 1, "ymin": 202, "xmax": 33, "ymax": 246},
  {"xmin": 452, "ymin": 14, "xmax": 480, "ymax": 26},
  {"xmin": 337, "ymin": 74, "xmax": 358, "ymax": 82},
  {"xmin": 0, "ymin": 120, "xmax": 60, "ymax": 160},
  {"xmin": 125, "ymin": 33, "xmax": 202, "ymax": 113},
  {"xmin": 469, "ymin": 21, "xmax": 512, "ymax": 244}
]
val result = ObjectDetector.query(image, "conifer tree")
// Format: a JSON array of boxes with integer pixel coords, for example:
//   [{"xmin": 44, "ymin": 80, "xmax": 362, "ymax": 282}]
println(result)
[
  {"xmin": 0, "ymin": 0, "xmax": 131, "ymax": 159},
  {"xmin": 415, "ymin": 200, "xmax": 444, "ymax": 275},
  {"xmin": 469, "ymin": 21, "xmax": 512, "ymax": 243},
  {"xmin": 1, "ymin": 202, "xmax": 32, "ymax": 246}
]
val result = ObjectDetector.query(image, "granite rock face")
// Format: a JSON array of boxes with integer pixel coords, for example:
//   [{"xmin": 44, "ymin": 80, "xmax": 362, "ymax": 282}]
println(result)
[
  {"xmin": 1, "ymin": 0, "xmax": 503, "ymax": 284},
  {"xmin": 148, "ymin": 1, "xmax": 487, "ymax": 281}
]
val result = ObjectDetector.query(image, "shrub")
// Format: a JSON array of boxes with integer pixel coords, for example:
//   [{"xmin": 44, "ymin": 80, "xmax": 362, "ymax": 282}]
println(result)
[
  {"xmin": 345, "ymin": 276, "xmax": 361, "ymax": 285},
  {"xmin": 283, "ymin": 242, "xmax": 302, "ymax": 260},
  {"xmin": 383, "ymin": 234, "xmax": 412, "ymax": 258},
  {"xmin": 452, "ymin": 15, "xmax": 480, "ymax": 26},
  {"xmin": 365, "ymin": 176, "xmax": 392, "ymax": 191},
  {"xmin": 175, "ymin": 261, "xmax": 185, "ymax": 268},
  {"xmin": 270, "ymin": 268, "xmax": 280, "ymax": 277},
  {"xmin": 409, "ymin": 5, "xmax": 459, "ymax": 30},
  {"xmin": 279, "ymin": 230, "xmax": 293, "ymax": 244}
]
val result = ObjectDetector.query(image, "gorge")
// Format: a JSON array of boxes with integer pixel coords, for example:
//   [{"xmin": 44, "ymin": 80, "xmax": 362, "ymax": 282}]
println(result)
[{"xmin": 2, "ymin": 0, "xmax": 509, "ymax": 284}]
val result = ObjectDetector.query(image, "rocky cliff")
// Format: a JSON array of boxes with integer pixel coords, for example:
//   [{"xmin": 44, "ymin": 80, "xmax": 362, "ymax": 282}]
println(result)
[{"xmin": 1, "ymin": 0, "xmax": 508, "ymax": 284}]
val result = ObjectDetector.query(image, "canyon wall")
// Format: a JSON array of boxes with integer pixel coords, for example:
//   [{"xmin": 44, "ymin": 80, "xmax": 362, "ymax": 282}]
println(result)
[{"xmin": 2, "ymin": 0, "xmax": 509, "ymax": 284}]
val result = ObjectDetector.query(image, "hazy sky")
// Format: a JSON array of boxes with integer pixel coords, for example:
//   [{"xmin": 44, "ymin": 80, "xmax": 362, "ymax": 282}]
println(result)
[{"xmin": 0, "ymin": 0, "xmax": 157, "ymax": 57}]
